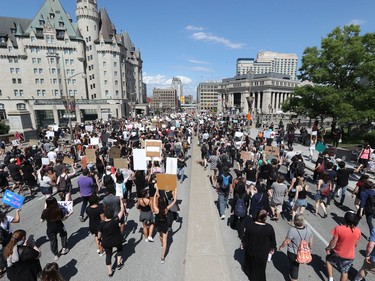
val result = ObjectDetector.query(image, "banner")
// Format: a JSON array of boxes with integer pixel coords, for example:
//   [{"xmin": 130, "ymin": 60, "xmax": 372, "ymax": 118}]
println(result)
[{"xmin": 2, "ymin": 190, "xmax": 24, "ymax": 209}]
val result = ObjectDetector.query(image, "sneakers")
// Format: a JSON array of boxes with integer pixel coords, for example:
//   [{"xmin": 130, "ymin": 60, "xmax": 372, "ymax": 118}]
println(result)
[
  {"xmin": 98, "ymin": 251, "xmax": 105, "ymax": 256},
  {"xmin": 61, "ymin": 248, "xmax": 69, "ymax": 255},
  {"xmin": 79, "ymin": 216, "xmax": 85, "ymax": 222},
  {"xmin": 147, "ymin": 236, "xmax": 154, "ymax": 242},
  {"xmin": 161, "ymin": 257, "xmax": 165, "ymax": 264},
  {"xmin": 54, "ymin": 255, "xmax": 59, "ymax": 261},
  {"xmin": 117, "ymin": 262, "xmax": 124, "ymax": 270},
  {"xmin": 220, "ymin": 215, "xmax": 225, "ymax": 220}
]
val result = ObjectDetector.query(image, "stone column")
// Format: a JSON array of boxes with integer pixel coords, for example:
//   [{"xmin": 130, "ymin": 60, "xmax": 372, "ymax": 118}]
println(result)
[{"xmin": 53, "ymin": 106, "xmax": 59, "ymax": 124}]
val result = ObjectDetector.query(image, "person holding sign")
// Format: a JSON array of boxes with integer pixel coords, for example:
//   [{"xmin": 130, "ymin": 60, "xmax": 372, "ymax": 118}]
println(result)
[{"xmin": 41, "ymin": 197, "xmax": 69, "ymax": 261}]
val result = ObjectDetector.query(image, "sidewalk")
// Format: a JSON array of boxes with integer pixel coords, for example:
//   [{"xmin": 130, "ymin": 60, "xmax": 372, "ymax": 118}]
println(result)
[
  {"xmin": 184, "ymin": 139, "xmax": 231, "ymax": 281},
  {"xmin": 246, "ymin": 127, "xmax": 359, "ymax": 192}
]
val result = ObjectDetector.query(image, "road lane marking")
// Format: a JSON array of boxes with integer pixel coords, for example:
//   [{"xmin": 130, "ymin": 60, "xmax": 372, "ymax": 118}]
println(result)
[{"xmin": 304, "ymin": 219, "xmax": 329, "ymax": 246}]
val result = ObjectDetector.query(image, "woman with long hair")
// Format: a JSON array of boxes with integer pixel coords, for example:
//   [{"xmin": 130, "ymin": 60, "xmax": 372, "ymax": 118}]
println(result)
[
  {"xmin": 41, "ymin": 262, "xmax": 65, "ymax": 281},
  {"xmin": 136, "ymin": 189, "xmax": 154, "ymax": 242},
  {"xmin": 314, "ymin": 172, "xmax": 331, "ymax": 218},
  {"xmin": 290, "ymin": 176, "xmax": 309, "ymax": 224},
  {"xmin": 20, "ymin": 159, "xmax": 37, "ymax": 196},
  {"xmin": 40, "ymin": 197, "xmax": 69, "ymax": 261},
  {"xmin": 3, "ymin": 229, "xmax": 42, "ymax": 281},
  {"xmin": 37, "ymin": 166, "xmax": 55, "ymax": 199},
  {"xmin": 56, "ymin": 166, "xmax": 75, "ymax": 201},
  {"xmin": 153, "ymin": 186, "xmax": 176, "ymax": 264},
  {"xmin": 97, "ymin": 202, "xmax": 125, "ymax": 277}
]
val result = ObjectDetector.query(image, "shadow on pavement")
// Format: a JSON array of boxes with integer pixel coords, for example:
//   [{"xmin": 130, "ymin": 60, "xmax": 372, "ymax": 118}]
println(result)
[
  {"xmin": 310, "ymin": 253, "xmax": 328, "ymax": 280},
  {"xmin": 272, "ymin": 251, "xmax": 290, "ymax": 281},
  {"xmin": 35, "ymin": 235, "xmax": 49, "ymax": 247},
  {"xmin": 122, "ymin": 236, "xmax": 142, "ymax": 262},
  {"xmin": 60, "ymin": 258, "xmax": 78, "ymax": 281},
  {"xmin": 68, "ymin": 226, "xmax": 90, "ymax": 249}
]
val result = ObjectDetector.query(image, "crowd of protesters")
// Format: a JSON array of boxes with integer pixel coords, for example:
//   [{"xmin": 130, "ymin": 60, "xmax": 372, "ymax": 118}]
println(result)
[{"xmin": 0, "ymin": 113, "xmax": 374, "ymax": 280}]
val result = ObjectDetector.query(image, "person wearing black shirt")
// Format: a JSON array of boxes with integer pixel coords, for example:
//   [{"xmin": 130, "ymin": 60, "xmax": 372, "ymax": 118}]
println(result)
[{"xmin": 332, "ymin": 161, "xmax": 357, "ymax": 207}]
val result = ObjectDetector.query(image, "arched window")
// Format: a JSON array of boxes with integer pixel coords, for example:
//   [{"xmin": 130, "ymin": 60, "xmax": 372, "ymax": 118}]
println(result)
[
  {"xmin": 0, "ymin": 103, "xmax": 6, "ymax": 120},
  {"xmin": 16, "ymin": 103, "xmax": 26, "ymax": 110}
]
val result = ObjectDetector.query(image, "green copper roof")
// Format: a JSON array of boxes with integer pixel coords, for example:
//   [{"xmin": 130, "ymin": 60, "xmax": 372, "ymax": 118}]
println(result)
[{"xmin": 25, "ymin": 0, "xmax": 80, "ymax": 39}]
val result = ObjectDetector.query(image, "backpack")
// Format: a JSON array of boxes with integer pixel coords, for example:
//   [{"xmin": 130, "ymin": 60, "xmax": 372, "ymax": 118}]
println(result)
[
  {"xmin": 295, "ymin": 228, "xmax": 312, "ymax": 264},
  {"xmin": 316, "ymin": 160, "xmax": 324, "ymax": 173},
  {"xmin": 364, "ymin": 192, "xmax": 375, "ymax": 217},
  {"xmin": 57, "ymin": 175, "xmax": 68, "ymax": 192},
  {"xmin": 296, "ymin": 161, "xmax": 305, "ymax": 177},
  {"xmin": 220, "ymin": 174, "xmax": 231, "ymax": 190},
  {"xmin": 234, "ymin": 197, "xmax": 246, "ymax": 218},
  {"xmin": 103, "ymin": 174, "xmax": 115, "ymax": 188},
  {"xmin": 0, "ymin": 221, "xmax": 10, "ymax": 246}
]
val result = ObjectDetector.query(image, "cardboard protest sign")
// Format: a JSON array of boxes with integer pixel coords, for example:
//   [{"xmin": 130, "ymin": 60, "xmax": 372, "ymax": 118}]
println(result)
[
  {"xmin": 156, "ymin": 174, "xmax": 177, "ymax": 191},
  {"xmin": 109, "ymin": 147, "xmax": 121, "ymax": 159},
  {"xmin": 114, "ymin": 158, "xmax": 128, "ymax": 169},
  {"xmin": 63, "ymin": 157, "xmax": 75, "ymax": 166},
  {"xmin": 28, "ymin": 139, "xmax": 38, "ymax": 147},
  {"xmin": 57, "ymin": 201, "xmax": 73, "ymax": 217},
  {"xmin": 85, "ymin": 148, "xmax": 97, "ymax": 163},
  {"xmin": 166, "ymin": 157, "xmax": 177, "ymax": 174},
  {"xmin": 145, "ymin": 140, "xmax": 162, "ymax": 158},
  {"xmin": 133, "ymin": 149, "xmax": 147, "ymax": 170},
  {"xmin": 265, "ymin": 146, "xmax": 279, "ymax": 156},
  {"xmin": 2, "ymin": 190, "xmax": 24, "ymax": 209},
  {"xmin": 90, "ymin": 137, "xmax": 99, "ymax": 145},
  {"xmin": 240, "ymin": 151, "xmax": 252, "ymax": 162}
]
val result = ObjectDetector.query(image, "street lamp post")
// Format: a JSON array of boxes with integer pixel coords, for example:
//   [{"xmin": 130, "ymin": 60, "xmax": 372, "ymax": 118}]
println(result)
[{"xmin": 63, "ymin": 72, "xmax": 86, "ymax": 141}]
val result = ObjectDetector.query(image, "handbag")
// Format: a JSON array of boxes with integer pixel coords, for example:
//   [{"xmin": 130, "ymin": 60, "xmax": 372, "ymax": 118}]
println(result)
[{"xmin": 320, "ymin": 183, "xmax": 331, "ymax": 197}]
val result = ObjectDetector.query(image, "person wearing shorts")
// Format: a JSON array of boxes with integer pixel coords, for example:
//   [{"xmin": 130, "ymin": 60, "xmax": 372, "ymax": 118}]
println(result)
[
  {"xmin": 354, "ymin": 229, "xmax": 375, "ymax": 281},
  {"xmin": 326, "ymin": 212, "xmax": 361, "ymax": 281}
]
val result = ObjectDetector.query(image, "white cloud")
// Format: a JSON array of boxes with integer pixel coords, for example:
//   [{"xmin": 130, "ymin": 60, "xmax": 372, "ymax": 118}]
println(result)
[
  {"xmin": 143, "ymin": 74, "xmax": 169, "ymax": 85},
  {"xmin": 182, "ymin": 66, "xmax": 211, "ymax": 72},
  {"xmin": 349, "ymin": 19, "xmax": 365, "ymax": 25},
  {"xmin": 191, "ymin": 32, "xmax": 245, "ymax": 49},
  {"xmin": 185, "ymin": 25, "xmax": 204, "ymax": 31},
  {"xmin": 188, "ymin": 59, "xmax": 210, "ymax": 65},
  {"xmin": 165, "ymin": 76, "xmax": 193, "ymax": 85}
]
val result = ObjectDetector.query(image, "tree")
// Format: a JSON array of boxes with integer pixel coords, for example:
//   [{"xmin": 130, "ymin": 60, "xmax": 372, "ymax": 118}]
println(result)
[
  {"xmin": 0, "ymin": 121, "xmax": 10, "ymax": 135},
  {"xmin": 283, "ymin": 25, "xmax": 375, "ymax": 123}
]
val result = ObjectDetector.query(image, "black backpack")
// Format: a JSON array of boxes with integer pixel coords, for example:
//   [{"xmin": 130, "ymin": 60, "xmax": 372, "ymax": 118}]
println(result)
[
  {"xmin": 295, "ymin": 161, "xmax": 305, "ymax": 177},
  {"xmin": 364, "ymin": 192, "xmax": 375, "ymax": 218},
  {"xmin": 201, "ymin": 144, "xmax": 208, "ymax": 154}
]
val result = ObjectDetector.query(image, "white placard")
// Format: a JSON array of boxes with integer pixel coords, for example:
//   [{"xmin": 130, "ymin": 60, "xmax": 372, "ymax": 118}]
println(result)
[
  {"xmin": 46, "ymin": 131, "xmax": 54, "ymax": 139},
  {"xmin": 264, "ymin": 130, "xmax": 271, "ymax": 139},
  {"xmin": 311, "ymin": 131, "xmax": 317, "ymax": 136},
  {"xmin": 85, "ymin": 125, "xmax": 93, "ymax": 132},
  {"xmin": 90, "ymin": 137, "xmax": 99, "ymax": 145},
  {"xmin": 11, "ymin": 140, "xmax": 20, "ymax": 146},
  {"xmin": 147, "ymin": 146, "xmax": 160, "ymax": 152},
  {"xmin": 42, "ymin": 158, "xmax": 50, "ymax": 165},
  {"xmin": 108, "ymin": 138, "xmax": 117, "ymax": 143},
  {"xmin": 166, "ymin": 157, "xmax": 177, "ymax": 174},
  {"xmin": 133, "ymin": 149, "xmax": 147, "ymax": 170},
  {"xmin": 115, "ymin": 183, "xmax": 124, "ymax": 198},
  {"xmin": 57, "ymin": 201, "xmax": 73, "ymax": 217}
]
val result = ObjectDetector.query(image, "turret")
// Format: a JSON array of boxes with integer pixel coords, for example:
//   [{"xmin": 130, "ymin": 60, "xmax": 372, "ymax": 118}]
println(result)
[{"xmin": 76, "ymin": 0, "xmax": 100, "ymax": 41}]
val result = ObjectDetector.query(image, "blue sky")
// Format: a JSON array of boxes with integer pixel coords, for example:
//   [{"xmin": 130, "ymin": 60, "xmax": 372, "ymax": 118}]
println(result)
[{"xmin": 2, "ymin": 0, "xmax": 375, "ymax": 98}]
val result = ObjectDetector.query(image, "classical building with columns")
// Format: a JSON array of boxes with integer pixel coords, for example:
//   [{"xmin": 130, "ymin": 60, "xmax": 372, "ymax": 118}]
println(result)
[
  {"xmin": 218, "ymin": 73, "xmax": 300, "ymax": 116},
  {"xmin": 0, "ymin": 0, "xmax": 143, "ymax": 137}
]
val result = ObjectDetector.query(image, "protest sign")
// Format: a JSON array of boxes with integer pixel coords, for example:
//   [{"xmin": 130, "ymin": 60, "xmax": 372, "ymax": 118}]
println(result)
[
  {"xmin": 28, "ymin": 139, "xmax": 38, "ymax": 147},
  {"xmin": 85, "ymin": 148, "xmax": 97, "ymax": 163},
  {"xmin": 109, "ymin": 147, "xmax": 121, "ymax": 159},
  {"xmin": 145, "ymin": 140, "xmax": 162, "ymax": 158},
  {"xmin": 63, "ymin": 157, "xmax": 75, "ymax": 166},
  {"xmin": 42, "ymin": 158, "xmax": 50, "ymax": 165},
  {"xmin": 57, "ymin": 201, "xmax": 73, "ymax": 217},
  {"xmin": 2, "ymin": 190, "xmax": 24, "ymax": 209},
  {"xmin": 240, "ymin": 151, "xmax": 252, "ymax": 162},
  {"xmin": 114, "ymin": 158, "xmax": 129, "ymax": 169},
  {"xmin": 166, "ymin": 157, "xmax": 177, "ymax": 174},
  {"xmin": 11, "ymin": 140, "xmax": 20, "ymax": 147},
  {"xmin": 264, "ymin": 146, "xmax": 279, "ymax": 156},
  {"xmin": 156, "ymin": 174, "xmax": 177, "ymax": 191},
  {"xmin": 90, "ymin": 137, "xmax": 99, "ymax": 145},
  {"xmin": 133, "ymin": 149, "xmax": 147, "ymax": 170}
]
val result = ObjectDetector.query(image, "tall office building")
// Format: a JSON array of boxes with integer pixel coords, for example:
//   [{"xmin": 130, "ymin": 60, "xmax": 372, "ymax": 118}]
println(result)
[
  {"xmin": 197, "ymin": 81, "xmax": 221, "ymax": 112},
  {"xmin": 236, "ymin": 50, "xmax": 298, "ymax": 80},
  {"xmin": 151, "ymin": 88, "xmax": 178, "ymax": 112},
  {"xmin": 0, "ymin": 0, "xmax": 143, "ymax": 135}
]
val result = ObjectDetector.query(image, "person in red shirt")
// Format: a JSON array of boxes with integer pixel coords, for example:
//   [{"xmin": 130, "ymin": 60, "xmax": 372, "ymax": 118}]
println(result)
[{"xmin": 325, "ymin": 211, "xmax": 361, "ymax": 281}]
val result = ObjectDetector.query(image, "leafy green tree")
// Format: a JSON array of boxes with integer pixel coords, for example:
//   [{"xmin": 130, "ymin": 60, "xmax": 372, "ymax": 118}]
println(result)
[
  {"xmin": 283, "ymin": 25, "xmax": 375, "ymax": 123},
  {"xmin": 0, "ymin": 121, "xmax": 10, "ymax": 135}
]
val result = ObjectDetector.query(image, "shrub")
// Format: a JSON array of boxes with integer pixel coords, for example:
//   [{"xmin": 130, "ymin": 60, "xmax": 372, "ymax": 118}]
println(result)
[
  {"xmin": 363, "ymin": 131, "xmax": 375, "ymax": 147},
  {"xmin": 0, "ymin": 121, "xmax": 10, "ymax": 135}
]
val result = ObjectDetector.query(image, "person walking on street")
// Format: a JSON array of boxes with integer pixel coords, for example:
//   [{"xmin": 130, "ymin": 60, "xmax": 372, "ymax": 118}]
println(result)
[
  {"xmin": 77, "ymin": 168, "xmax": 94, "ymax": 222},
  {"xmin": 279, "ymin": 214, "xmax": 313, "ymax": 281},
  {"xmin": 241, "ymin": 209, "xmax": 276, "ymax": 281},
  {"xmin": 291, "ymin": 177, "xmax": 309, "ymax": 224},
  {"xmin": 326, "ymin": 211, "xmax": 361, "ymax": 281},
  {"xmin": 354, "ymin": 229, "xmax": 375, "ymax": 281},
  {"xmin": 216, "ymin": 166, "xmax": 233, "ymax": 220},
  {"xmin": 332, "ymin": 161, "xmax": 357, "ymax": 207},
  {"xmin": 314, "ymin": 172, "xmax": 331, "ymax": 218},
  {"xmin": 269, "ymin": 175, "xmax": 288, "ymax": 222},
  {"xmin": 358, "ymin": 181, "xmax": 375, "ymax": 236}
]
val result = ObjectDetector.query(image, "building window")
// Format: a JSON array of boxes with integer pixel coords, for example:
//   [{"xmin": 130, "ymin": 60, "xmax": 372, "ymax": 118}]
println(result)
[
  {"xmin": 103, "ymin": 61, "xmax": 107, "ymax": 67},
  {"xmin": 14, "ymin": 90, "xmax": 24, "ymax": 97},
  {"xmin": 12, "ymin": 78, "xmax": 17, "ymax": 84},
  {"xmin": 105, "ymin": 90, "xmax": 109, "ymax": 97},
  {"xmin": 104, "ymin": 71, "xmax": 107, "ymax": 76},
  {"xmin": 17, "ymin": 103, "xmax": 26, "ymax": 110},
  {"xmin": 39, "ymin": 68, "xmax": 43, "ymax": 74},
  {"xmin": 104, "ymin": 80, "xmax": 108, "ymax": 86},
  {"xmin": 54, "ymin": 89, "xmax": 60, "ymax": 96},
  {"xmin": 10, "ymin": 68, "xmax": 15, "ymax": 74},
  {"xmin": 39, "ymin": 20, "xmax": 45, "ymax": 26}
]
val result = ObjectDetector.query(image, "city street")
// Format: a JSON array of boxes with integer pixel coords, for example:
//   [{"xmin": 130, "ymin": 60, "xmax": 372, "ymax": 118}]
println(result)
[{"xmin": 0, "ymin": 134, "xmax": 372, "ymax": 281}]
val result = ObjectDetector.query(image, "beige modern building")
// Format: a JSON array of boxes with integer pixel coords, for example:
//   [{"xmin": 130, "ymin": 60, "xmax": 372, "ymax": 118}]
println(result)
[
  {"xmin": 197, "ymin": 81, "xmax": 221, "ymax": 112},
  {"xmin": 236, "ymin": 50, "xmax": 298, "ymax": 80},
  {"xmin": 218, "ymin": 73, "xmax": 300, "ymax": 116},
  {"xmin": 151, "ymin": 88, "xmax": 178, "ymax": 113},
  {"xmin": 0, "ymin": 0, "xmax": 143, "ymax": 136}
]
